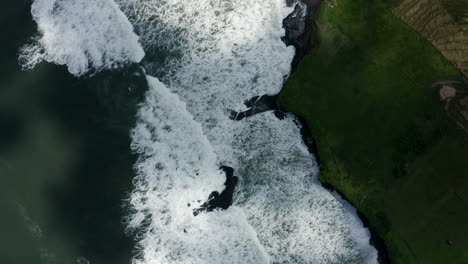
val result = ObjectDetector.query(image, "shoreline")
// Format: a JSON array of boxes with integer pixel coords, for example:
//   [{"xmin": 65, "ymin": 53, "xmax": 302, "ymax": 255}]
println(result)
[
  {"xmin": 226, "ymin": 2, "xmax": 392, "ymax": 262},
  {"xmin": 278, "ymin": 1, "xmax": 391, "ymax": 263},
  {"xmin": 283, "ymin": 0, "xmax": 323, "ymax": 73}
]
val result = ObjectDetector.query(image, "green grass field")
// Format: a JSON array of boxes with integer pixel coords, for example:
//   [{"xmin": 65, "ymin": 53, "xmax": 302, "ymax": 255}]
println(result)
[{"xmin": 280, "ymin": 0, "xmax": 468, "ymax": 263}]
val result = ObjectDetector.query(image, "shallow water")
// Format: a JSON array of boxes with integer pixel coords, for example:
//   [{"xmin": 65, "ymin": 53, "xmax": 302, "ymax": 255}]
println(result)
[{"xmin": 3, "ymin": 0, "xmax": 378, "ymax": 263}]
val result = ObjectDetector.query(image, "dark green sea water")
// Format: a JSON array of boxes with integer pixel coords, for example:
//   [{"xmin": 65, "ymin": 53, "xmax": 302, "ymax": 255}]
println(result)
[{"xmin": 0, "ymin": 2, "xmax": 147, "ymax": 263}]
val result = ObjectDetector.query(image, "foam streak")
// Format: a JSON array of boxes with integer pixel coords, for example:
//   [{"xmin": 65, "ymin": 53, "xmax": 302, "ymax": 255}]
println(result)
[{"xmin": 123, "ymin": 0, "xmax": 379, "ymax": 263}]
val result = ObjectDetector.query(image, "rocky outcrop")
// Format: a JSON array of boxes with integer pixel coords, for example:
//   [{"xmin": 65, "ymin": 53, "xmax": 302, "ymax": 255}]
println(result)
[
  {"xmin": 230, "ymin": 95, "xmax": 278, "ymax": 120},
  {"xmin": 193, "ymin": 166, "xmax": 238, "ymax": 216},
  {"xmin": 283, "ymin": 0, "xmax": 323, "ymax": 71}
]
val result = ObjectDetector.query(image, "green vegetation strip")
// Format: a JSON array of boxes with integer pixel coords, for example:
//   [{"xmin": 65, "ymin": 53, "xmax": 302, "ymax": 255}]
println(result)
[
  {"xmin": 280, "ymin": 0, "xmax": 468, "ymax": 263},
  {"xmin": 441, "ymin": 0, "xmax": 468, "ymax": 24}
]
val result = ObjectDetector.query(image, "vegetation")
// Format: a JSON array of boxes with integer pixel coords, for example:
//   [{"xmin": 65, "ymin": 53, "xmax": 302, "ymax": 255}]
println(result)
[
  {"xmin": 441, "ymin": 0, "xmax": 468, "ymax": 24},
  {"xmin": 280, "ymin": 0, "xmax": 468, "ymax": 263},
  {"xmin": 394, "ymin": 0, "xmax": 468, "ymax": 76}
]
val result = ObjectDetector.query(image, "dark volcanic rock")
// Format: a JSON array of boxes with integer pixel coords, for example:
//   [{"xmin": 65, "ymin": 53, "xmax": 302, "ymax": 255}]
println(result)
[
  {"xmin": 230, "ymin": 95, "xmax": 278, "ymax": 120},
  {"xmin": 283, "ymin": 1, "xmax": 308, "ymax": 47},
  {"xmin": 193, "ymin": 166, "xmax": 238, "ymax": 216},
  {"xmin": 282, "ymin": 0, "xmax": 323, "ymax": 71},
  {"xmin": 230, "ymin": 0, "xmax": 324, "ymax": 121},
  {"xmin": 292, "ymin": 115, "xmax": 322, "ymax": 168}
]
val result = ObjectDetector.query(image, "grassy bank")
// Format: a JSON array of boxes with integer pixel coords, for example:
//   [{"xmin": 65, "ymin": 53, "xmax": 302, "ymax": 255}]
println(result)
[{"xmin": 280, "ymin": 0, "xmax": 468, "ymax": 263}]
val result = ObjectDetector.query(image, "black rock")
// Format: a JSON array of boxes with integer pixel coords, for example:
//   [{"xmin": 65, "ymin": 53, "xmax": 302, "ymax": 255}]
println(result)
[
  {"xmin": 193, "ymin": 166, "xmax": 238, "ymax": 216},
  {"xmin": 282, "ymin": 0, "xmax": 323, "ymax": 72},
  {"xmin": 230, "ymin": 94, "xmax": 278, "ymax": 120}
]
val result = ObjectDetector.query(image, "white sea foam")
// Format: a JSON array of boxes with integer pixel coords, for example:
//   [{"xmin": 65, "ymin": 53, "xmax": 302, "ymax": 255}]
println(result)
[
  {"xmin": 117, "ymin": 0, "xmax": 295, "ymax": 111},
  {"xmin": 333, "ymin": 192, "xmax": 380, "ymax": 264},
  {"xmin": 129, "ymin": 75, "xmax": 270, "ymax": 263},
  {"xmin": 122, "ymin": 0, "xmax": 379, "ymax": 263},
  {"xmin": 231, "ymin": 113, "xmax": 378, "ymax": 263},
  {"xmin": 19, "ymin": 0, "xmax": 145, "ymax": 76},
  {"xmin": 21, "ymin": 0, "xmax": 380, "ymax": 262}
]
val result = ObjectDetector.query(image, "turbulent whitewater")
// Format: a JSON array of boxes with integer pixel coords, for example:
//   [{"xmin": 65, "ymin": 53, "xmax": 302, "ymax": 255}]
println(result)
[
  {"xmin": 21, "ymin": 0, "xmax": 379, "ymax": 263},
  {"xmin": 19, "ymin": 0, "xmax": 144, "ymax": 76}
]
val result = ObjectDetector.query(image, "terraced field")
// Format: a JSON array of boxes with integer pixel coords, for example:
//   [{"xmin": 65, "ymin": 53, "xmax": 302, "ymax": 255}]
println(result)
[
  {"xmin": 394, "ymin": 0, "xmax": 468, "ymax": 76},
  {"xmin": 441, "ymin": 0, "xmax": 468, "ymax": 24}
]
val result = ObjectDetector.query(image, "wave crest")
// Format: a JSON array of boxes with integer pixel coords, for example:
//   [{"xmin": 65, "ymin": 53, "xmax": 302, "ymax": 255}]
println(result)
[{"xmin": 20, "ymin": 0, "xmax": 145, "ymax": 76}]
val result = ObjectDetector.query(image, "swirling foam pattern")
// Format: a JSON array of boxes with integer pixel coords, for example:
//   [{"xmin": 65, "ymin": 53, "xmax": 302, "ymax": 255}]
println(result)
[
  {"xmin": 119, "ymin": 0, "xmax": 379, "ymax": 263},
  {"xmin": 19, "ymin": 0, "xmax": 145, "ymax": 76},
  {"xmin": 20, "ymin": 0, "xmax": 379, "ymax": 263},
  {"xmin": 129, "ymin": 76, "xmax": 270, "ymax": 263}
]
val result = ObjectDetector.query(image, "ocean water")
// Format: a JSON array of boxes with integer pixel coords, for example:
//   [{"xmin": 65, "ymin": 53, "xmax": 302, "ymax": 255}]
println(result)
[
  {"xmin": 11, "ymin": 0, "xmax": 379, "ymax": 263},
  {"xmin": 1, "ymin": 3, "xmax": 145, "ymax": 263}
]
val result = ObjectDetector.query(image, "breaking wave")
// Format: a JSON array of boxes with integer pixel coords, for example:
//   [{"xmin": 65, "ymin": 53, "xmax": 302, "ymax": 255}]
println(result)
[
  {"xmin": 20, "ymin": 0, "xmax": 379, "ymax": 263},
  {"xmin": 119, "ymin": 0, "xmax": 378, "ymax": 263},
  {"xmin": 129, "ymin": 75, "xmax": 270, "ymax": 263},
  {"xmin": 19, "ymin": 0, "xmax": 144, "ymax": 76}
]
